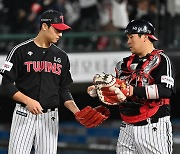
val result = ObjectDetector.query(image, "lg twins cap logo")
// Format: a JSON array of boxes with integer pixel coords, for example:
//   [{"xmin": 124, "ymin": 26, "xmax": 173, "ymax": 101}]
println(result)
[
  {"xmin": 1, "ymin": 61, "xmax": 13, "ymax": 72},
  {"xmin": 60, "ymin": 15, "xmax": 64, "ymax": 23}
]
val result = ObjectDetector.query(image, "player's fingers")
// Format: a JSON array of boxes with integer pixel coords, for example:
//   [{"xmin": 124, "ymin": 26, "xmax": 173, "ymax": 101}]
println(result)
[
  {"xmin": 87, "ymin": 85, "xmax": 95, "ymax": 93},
  {"xmin": 102, "ymin": 91, "xmax": 116, "ymax": 96},
  {"xmin": 104, "ymin": 96, "xmax": 119, "ymax": 104},
  {"xmin": 37, "ymin": 104, "xmax": 43, "ymax": 113},
  {"xmin": 32, "ymin": 107, "xmax": 40, "ymax": 114},
  {"xmin": 114, "ymin": 83, "xmax": 120, "ymax": 87},
  {"xmin": 30, "ymin": 109, "xmax": 36, "ymax": 114},
  {"xmin": 37, "ymin": 107, "xmax": 43, "ymax": 114},
  {"xmin": 35, "ymin": 102, "xmax": 43, "ymax": 114}
]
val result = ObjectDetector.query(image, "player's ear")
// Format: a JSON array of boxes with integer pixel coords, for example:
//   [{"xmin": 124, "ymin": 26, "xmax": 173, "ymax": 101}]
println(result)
[
  {"xmin": 41, "ymin": 23, "xmax": 48, "ymax": 31},
  {"xmin": 143, "ymin": 35, "xmax": 149, "ymax": 42}
]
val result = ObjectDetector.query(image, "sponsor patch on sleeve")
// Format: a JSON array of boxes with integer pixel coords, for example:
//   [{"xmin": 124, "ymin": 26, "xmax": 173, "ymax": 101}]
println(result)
[
  {"xmin": 1, "ymin": 61, "xmax": 13, "ymax": 72},
  {"xmin": 161, "ymin": 75, "xmax": 174, "ymax": 86}
]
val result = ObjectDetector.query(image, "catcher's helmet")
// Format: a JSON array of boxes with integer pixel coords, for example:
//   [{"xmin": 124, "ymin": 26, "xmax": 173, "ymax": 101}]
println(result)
[{"xmin": 125, "ymin": 20, "xmax": 158, "ymax": 41}]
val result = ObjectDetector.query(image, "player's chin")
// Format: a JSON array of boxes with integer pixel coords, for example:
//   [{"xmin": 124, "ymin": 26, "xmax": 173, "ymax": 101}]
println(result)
[
  {"xmin": 129, "ymin": 47, "xmax": 133, "ymax": 52},
  {"xmin": 52, "ymin": 38, "xmax": 59, "ymax": 43},
  {"xmin": 130, "ymin": 48, "xmax": 135, "ymax": 53}
]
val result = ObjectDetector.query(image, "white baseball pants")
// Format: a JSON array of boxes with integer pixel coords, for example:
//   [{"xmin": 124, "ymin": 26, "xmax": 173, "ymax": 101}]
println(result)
[
  {"xmin": 116, "ymin": 116, "xmax": 173, "ymax": 154},
  {"xmin": 8, "ymin": 104, "xmax": 59, "ymax": 154}
]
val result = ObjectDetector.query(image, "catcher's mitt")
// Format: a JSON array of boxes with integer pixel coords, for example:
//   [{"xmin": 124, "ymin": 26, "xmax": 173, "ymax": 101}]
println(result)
[
  {"xmin": 93, "ymin": 73, "xmax": 132, "ymax": 105},
  {"xmin": 75, "ymin": 105, "xmax": 110, "ymax": 128}
]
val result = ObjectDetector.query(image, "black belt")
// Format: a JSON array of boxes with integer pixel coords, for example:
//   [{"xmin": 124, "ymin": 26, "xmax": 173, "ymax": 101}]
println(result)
[
  {"xmin": 42, "ymin": 108, "xmax": 56, "ymax": 113},
  {"xmin": 131, "ymin": 117, "xmax": 159, "ymax": 126},
  {"xmin": 18, "ymin": 103, "xmax": 56, "ymax": 113}
]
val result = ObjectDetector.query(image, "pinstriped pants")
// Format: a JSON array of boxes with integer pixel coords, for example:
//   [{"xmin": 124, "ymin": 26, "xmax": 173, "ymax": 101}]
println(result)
[
  {"xmin": 8, "ymin": 104, "xmax": 59, "ymax": 154},
  {"xmin": 116, "ymin": 116, "xmax": 173, "ymax": 154}
]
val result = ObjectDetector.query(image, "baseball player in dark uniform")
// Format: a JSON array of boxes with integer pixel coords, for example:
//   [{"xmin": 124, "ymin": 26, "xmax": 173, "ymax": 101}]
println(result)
[
  {"xmin": 0, "ymin": 10, "xmax": 110, "ymax": 154},
  {"xmin": 88, "ymin": 19, "xmax": 176, "ymax": 154},
  {"xmin": 0, "ymin": 10, "xmax": 80, "ymax": 154}
]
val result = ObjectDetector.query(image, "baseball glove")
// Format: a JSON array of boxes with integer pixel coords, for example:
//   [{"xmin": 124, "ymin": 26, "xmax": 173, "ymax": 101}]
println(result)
[
  {"xmin": 93, "ymin": 73, "xmax": 132, "ymax": 105},
  {"xmin": 75, "ymin": 105, "xmax": 110, "ymax": 128}
]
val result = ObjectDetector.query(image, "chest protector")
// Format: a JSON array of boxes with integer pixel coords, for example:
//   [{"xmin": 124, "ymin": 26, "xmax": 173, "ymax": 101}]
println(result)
[{"xmin": 116, "ymin": 50, "xmax": 170, "ymax": 123}]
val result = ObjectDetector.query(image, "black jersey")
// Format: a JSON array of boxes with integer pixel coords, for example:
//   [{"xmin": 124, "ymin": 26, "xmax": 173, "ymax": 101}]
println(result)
[
  {"xmin": 115, "ymin": 50, "xmax": 176, "ymax": 119},
  {"xmin": 0, "ymin": 39, "xmax": 73, "ymax": 109}
]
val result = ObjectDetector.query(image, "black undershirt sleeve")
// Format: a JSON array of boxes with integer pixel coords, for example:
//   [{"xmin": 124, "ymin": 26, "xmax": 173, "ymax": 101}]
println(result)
[
  {"xmin": 1, "ymin": 75, "xmax": 19, "ymax": 98},
  {"xmin": 59, "ymin": 86, "xmax": 74, "ymax": 102}
]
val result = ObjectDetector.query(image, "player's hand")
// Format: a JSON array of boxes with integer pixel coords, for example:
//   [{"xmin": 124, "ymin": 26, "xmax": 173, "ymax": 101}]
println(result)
[
  {"xmin": 25, "ymin": 98, "xmax": 43, "ymax": 114},
  {"xmin": 87, "ymin": 85, "xmax": 97, "ymax": 97}
]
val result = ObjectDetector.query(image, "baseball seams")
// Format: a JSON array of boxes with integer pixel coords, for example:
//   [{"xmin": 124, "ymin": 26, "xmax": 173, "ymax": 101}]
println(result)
[
  {"xmin": 116, "ymin": 116, "xmax": 172, "ymax": 154},
  {"xmin": 8, "ymin": 104, "xmax": 59, "ymax": 154}
]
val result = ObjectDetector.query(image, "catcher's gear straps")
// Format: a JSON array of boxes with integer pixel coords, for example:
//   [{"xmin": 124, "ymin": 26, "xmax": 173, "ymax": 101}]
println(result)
[
  {"xmin": 121, "ymin": 49, "xmax": 170, "ymax": 123},
  {"xmin": 126, "ymin": 49, "xmax": 162, "ymax": 87}
]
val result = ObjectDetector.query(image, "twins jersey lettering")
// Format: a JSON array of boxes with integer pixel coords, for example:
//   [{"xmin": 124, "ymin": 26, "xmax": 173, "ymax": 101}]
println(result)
[{"xmin": 24, "ymin": 61, "xmax": 62, "ymax": 75}]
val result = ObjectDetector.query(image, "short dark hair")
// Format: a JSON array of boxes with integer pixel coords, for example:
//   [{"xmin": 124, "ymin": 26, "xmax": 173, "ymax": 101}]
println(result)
[{"xmin": 39, "ymin": 22, "xmax": 51, "ymax": 30}]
